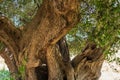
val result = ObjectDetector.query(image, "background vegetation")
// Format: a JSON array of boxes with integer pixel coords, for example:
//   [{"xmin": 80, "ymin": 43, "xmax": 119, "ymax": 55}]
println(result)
[{"xmin": 0, "ymin": 69, "xmax": 14, "ymax": 80}]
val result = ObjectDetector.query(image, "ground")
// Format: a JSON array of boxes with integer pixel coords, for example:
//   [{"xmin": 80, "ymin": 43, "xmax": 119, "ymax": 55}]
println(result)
[{"xmin": 99, "ymin": 61, "xmax": 120, "ymax": 80}]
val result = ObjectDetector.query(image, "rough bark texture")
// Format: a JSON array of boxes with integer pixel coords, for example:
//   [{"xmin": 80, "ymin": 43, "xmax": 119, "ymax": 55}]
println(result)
[
  {"xmin": 72, "ymin": 43, "xmax": 104, "ymax": 80},
  {"xmin": 0, "ymin": 0, "xmax": 104, "ymax": 80}
]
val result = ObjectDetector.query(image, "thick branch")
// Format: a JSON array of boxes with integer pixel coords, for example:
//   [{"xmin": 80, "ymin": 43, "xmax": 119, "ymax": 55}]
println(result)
[
  {"xmin": 57, "ymin": 37, "xmax": 75, "ymax": 80},
  {"xmin": 46, "ymin": 45, "xmax": 64, "ymax": 80},
  {"xmin": 0, "ymin": 16, "xmax": 22, "ymax": 65}
]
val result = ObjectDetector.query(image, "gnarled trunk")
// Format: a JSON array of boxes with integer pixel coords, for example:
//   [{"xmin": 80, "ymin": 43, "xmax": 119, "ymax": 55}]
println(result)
[
  {"xmin": 0, "ymin": 0, "xmax": 104, "ymax": 80},
  {"xmin": 0, "ymin": 38, "xmax": 104, "ymax": 80}
]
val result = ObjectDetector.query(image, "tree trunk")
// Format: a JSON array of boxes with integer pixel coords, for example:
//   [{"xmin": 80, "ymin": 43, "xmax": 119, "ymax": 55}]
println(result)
[{"xmin": 0, "ymin": 0, "xmax": 104, "ymax": 80}]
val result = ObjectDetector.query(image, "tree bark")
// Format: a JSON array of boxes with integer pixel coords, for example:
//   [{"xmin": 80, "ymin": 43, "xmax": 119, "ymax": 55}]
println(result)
[
  {"xmin": 72, "ymin": 42, "xmax": 104, "ymax": 80},
  {"xmin": 0, "ymin": 0, "xmax": 104, "ymax": 80}
]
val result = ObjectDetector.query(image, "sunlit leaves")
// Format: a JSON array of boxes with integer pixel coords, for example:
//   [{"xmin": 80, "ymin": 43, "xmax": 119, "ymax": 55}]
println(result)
[{"xmin": 68, "ymin": 0, "xmax": 120, "ymax": 58}]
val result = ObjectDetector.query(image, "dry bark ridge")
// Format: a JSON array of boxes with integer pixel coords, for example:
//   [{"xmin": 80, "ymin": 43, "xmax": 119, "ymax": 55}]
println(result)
[{"xmin": 0, "ymin": 0, "xmax": 104, "ymax": 80}]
